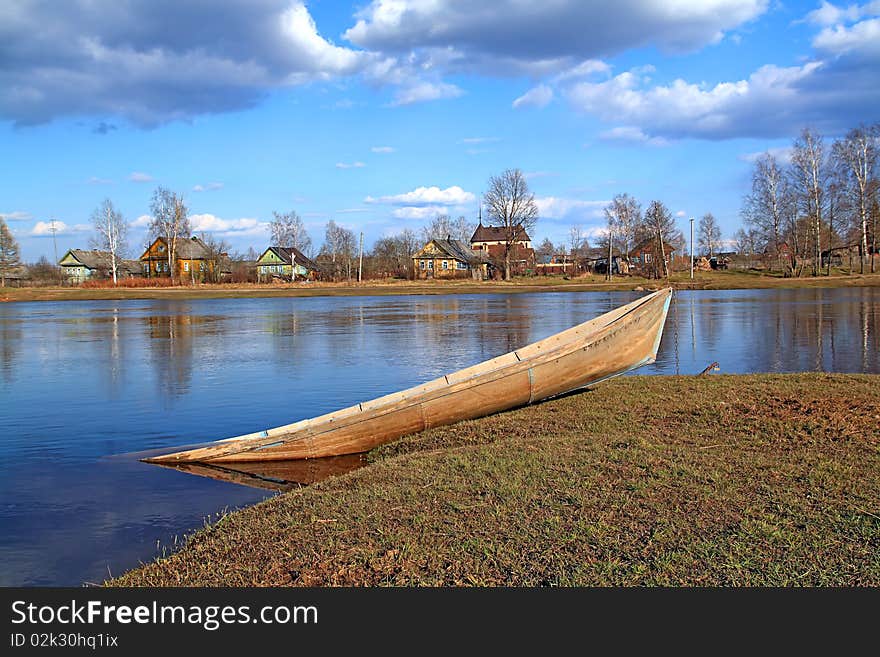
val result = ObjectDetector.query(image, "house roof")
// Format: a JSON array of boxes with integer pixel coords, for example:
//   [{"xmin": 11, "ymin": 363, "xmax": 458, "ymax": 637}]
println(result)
[
  {"xmin": 61, "ymin": 249, "xmax": 113, "ymax": 269},
  {"xmin": 415, "ymin": 238, "xmax": 487, "ymax": 264},
  {"xmin": 631, "ymin": 238, "xmax": 677, "ymax": 254},
  {"xmin": 470, "ymin": 223, "xmax": 531, "ymax": 243},
  {"xmin": 264, "ymin": 246, "xmax": 320, "ymax": 271}
]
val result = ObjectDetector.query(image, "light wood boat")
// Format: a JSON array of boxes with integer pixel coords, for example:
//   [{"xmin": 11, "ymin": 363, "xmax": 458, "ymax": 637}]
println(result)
[{"xmin": 145, "ymin": 288, "xmax": 672, "ymax": 465}]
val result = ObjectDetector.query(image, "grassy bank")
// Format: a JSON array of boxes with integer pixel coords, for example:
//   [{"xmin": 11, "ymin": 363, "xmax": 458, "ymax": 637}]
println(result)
[
  {"xmin": 110, "ymin": 374, "xmax": 880, "ymax": 586},
  {"xmin": 4, "ymin": 270, "xmax": 880, "ymax": 303}
]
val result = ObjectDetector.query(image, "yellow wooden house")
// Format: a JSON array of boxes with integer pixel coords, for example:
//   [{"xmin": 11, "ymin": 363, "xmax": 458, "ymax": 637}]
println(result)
[{"xmin": 140, "ymin": 236, "xmax": 217, "ymax": 281}]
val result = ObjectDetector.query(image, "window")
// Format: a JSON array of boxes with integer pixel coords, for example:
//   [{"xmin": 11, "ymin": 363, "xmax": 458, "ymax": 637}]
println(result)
[
  {"xmin": 158, "ymin": 244, "xmax": 165, "ymax": 252},
  {"xmin": 427, "ymin": 260, "xmax": 434, "ymax": 269},
  {"xmin": 442, "ymin": 260, "xmax": 448, "ymax": 269},
  {"xmin": 419, "ymin": 261, "xmax": 425, "ymax": 270},
  {"xmin": 143, "ymin": 263, "xmax": 149, "ymax": 274},
  {"xmin": 457, "ymin": 261, "xmax": 467, "ymax": 270},
  {"xmin": 644, "ymin": 253, "xmax": 652, "ymax": 263},
  {"xmin": 199, "ymin": 261, "xmax": 206, "ymax": 271},
  {"xmin": 184, "ymin": 262, "xmax": 189, "ymax": 272}
]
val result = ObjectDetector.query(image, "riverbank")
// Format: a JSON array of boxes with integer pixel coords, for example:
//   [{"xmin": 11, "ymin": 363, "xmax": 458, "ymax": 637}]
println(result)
[
  {"xmin": 4, "ymin": 270, "xmax": 880, "ymax": 302},
  {"xmin": 109, "ymin": 374, "xmax": 880, "ymax": 587}
]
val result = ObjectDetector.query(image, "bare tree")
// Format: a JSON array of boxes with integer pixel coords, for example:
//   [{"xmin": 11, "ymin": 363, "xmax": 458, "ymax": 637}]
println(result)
[
  {"xmin": 0, "ymin": 218, "xmax": 22, "ymax": 287},
  {"xmin": 644, "ymin": 200, "xmax": 676, "ymax": 279},
  {"xmin": 483, "ymin": 168, "xmax": 539, "ymax": 280},
  {"xmin": 321, "ymin": 220, "xmax": 357, "ymax": 280},
  {"xmin": 198, "ymin": 232, "xmax": 230, "ymax": 283},
  {"xmin": 791, "ymin": 128, "xmax": 827, "ymax": 276},
  {"xmin": 89, "ymin": 198, "xmax": 128, "ymax": 285},
  {"xmin": 270, "ymin": 210, "xmax": 312, "ymax": 256},
  {"xmin": 698, "ymin": 212, "xmax": 722, "ymax": 257},
  {"xmin": 536, "ymin": 237, "xmax": 555, "ymax": 263},
  {"xmin": 149, "ymin": 187, "xmax": 191, "ymax": 280},
  {"xmin": 568, "ymin": 225, "xmax": 590, "ymax": 257},
  {"xmin": 734, "ymin": 227, "xmax": 760, "ymax": 267},
  {"xmin": 603, "ymin": 193, "xmax": 641, "ymax": 258},
  {"xmin": 832, "ymin": 124, "xmax": 878, "ymax": 273},
  {"xmin": 742, "ymin": 152, "xmax": 792, "ymax": 273},
  {"xmin": 421, "ymin": 214, "xmax": 475, "ymax": 244}
]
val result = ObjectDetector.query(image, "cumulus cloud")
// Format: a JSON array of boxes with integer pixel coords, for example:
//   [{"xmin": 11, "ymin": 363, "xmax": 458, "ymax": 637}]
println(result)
[
  {"xmin": 813, "ymin": 16, "xmax": 880, "ymax": 56},
  {"xmin": 128, "ymin": 172, "xmax": 154, "ymax": 183},
  {"xmin": 336, "ymin": 161, "xmax": 366, "ymax": 169},
  {"xmin": 131, "ymin": 214, "xmax": 152, "ymax": 228},
  {"xmin": 391, "ymin": 81, "xmax": 463, "ymax": 105},
  {"xmin": 512, "ymin": 84, "xmax": 553, "ymax": 109},
  {"xmin": 189, "ymin": 213, "xmax": 268, "ymax": 236},
  {"xmin": 371, "ymin": 146, "xmax": 395, "ymax": 153},
  {"xmin": 805, "ymin": 1, "xmax": 878, "ymax": 26},
  {"xmin": 0, "ymin": 211, "xmax": 32, "ymax": 221},
  {"xmin": 366, "ymin": 185, "xmax": 475, "ymax": 205},
  {"xmin": 738, "ymin": 146, "xmax": 794, "ymax": 163},
  {"xmin": 192, "ymin": 182, "xmax": 224, "ymax": 192},
  {"xmin": 534, "ymin": 197, "xmax": 608, "ymax": 221},
  {"xmin": 599, "ymin": 126, "xmax": 669, "ymax": 146},
  {"xmin": 392, "ymin": 206, "xmax": 449, "ymax": 220},
  {"xmin": 0, "ymin": 1, "xmax": 370, "ymax": 126},
  {"xmin": 31, "ymin": 221, "xmax": 89, "ymax": 236}
]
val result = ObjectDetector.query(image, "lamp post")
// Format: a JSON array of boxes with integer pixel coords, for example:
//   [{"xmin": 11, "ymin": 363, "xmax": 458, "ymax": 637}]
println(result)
[{"xmin": 689, "ymin": 217, "xmax": 694, "ymax": 280}]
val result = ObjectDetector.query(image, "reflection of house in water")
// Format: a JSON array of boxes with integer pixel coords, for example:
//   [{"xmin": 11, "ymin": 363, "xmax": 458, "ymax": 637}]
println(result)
[
  {"xmin": 145, "ymin": 312, "xmax": 199, "ymax": 397},
  {"xmin": 0, "ymin": 315, "xmax": 21, "ymax": 383}
]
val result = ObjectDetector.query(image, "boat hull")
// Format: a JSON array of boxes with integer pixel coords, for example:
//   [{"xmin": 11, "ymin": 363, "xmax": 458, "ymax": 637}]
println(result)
[{"xmin": 145, "ymin": 288, "xmax": 672, "ymax": 464}]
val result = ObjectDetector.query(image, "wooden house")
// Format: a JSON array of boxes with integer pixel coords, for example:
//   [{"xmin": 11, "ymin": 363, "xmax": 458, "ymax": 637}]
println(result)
[
  {"xmin": 412, "ymin": 238, "xmax": 489, "ymax": 279},
  {"xmin": 140, "ymin": 236, "xmax": 223, "ymax": 281},
  {"xmin": 59, "ymin": 249, "xmax": 141, "ymax": 284},
  {"xmin": 255, "ymin": 246, "xmax": 320, "ymax": 281},
  {"xmin": 469, "ymin": 223, "xmax": 535, "ymax": 275},
  {"xmin": 629, "ymin": 239, "xmax": 677, "ymax": 276}
]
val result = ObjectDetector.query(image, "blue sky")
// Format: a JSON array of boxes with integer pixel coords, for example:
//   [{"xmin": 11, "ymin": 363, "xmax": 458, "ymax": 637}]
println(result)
[{"xmin": 2, "ymin": 0, "xmax": 878, "ymax": 261}]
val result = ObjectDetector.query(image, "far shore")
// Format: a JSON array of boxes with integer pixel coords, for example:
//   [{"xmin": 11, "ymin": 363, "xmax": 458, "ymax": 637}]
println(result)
[{"xmin": 3, "ymin": 270, "xmax": 880, "ymax": 303}]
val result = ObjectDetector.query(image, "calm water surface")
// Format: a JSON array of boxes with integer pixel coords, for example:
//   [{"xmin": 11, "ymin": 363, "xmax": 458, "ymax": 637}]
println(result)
[{"xmin": 1, "ymin": 288, "xmax": 877, "ymax": 585}]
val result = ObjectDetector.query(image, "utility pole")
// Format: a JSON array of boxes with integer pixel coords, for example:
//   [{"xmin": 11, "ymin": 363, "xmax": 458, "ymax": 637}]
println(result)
[
  {"xmin": 689, "ymin": 217, "xmax": 694, "ymax": 280},
  {"xmin": 357, "ymin": 231, "xmax": 364, "ymax": 283},
  {"xmin": 50, "ymin": 218, "xmax": 59, "ymax": 284}
]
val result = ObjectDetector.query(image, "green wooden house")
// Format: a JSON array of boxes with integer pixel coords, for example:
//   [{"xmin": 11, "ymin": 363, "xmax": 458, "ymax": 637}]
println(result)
[
  {"xmin": 255, "ymin": 246, "xmax": 319, "ymax": 281},
  {"xmin": 59, "ymin": 249, "xmax": 141, "ymax": 284}
]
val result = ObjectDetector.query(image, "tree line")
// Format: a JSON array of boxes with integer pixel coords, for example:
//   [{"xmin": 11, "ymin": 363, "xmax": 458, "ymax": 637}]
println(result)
[{"xmin": 740, "ymin": 123, "xmax": 879, "ymax": 275}]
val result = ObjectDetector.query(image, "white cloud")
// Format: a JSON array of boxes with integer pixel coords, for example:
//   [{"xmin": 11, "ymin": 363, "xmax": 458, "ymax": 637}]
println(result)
[
  {"xmin": 128, "ymin": 172, "xmax": 154, "ymax": 183},
  {"xmin": 367, "ymin": 185, "xmax": 475, "ymax": 205},
  {"xmin": 805, "ymin": 1, "xmax": 879, "ymax": 26},
  {"xmin": 813, "ymin": 17, "xmax": 880, "ymax": 56},
  {"xmin": 535, "ymin": 197, "xmax": 608, "ymax": 221},
  {"xmin": 512, "ymin": 84, "xmax": 554, "ymax": 109},
  {"xmin": 189, "ymin": 213, "xmax": 269, "ymax": 236},
  {"xmin": 392, "ymin": 206, "xmax": 449, "ymax": 220},
  {"xmin": 336, "ymin": 161, "xmax": 366, "ymax": 169},
  {"xmin": 131, "ymin": 214, "xmax": 152, "ymax": 228},
  {"xmin": 371, "ymin": 146, "xmax": 395, "ymax": 153},
  {"xmin": 461, "ymin": 137, "xmax": 500, "ymax": 144},
  {"xmin": 676, "ymin": 210, "xmax": 687, "ymax": 218},
  {"xmin": 86, "ymin": 177, "xmax": 113, "ymax": 185},
  {"xmin": 599, "ymin": 126, "xmax": 669, "ymax": 146},
  {"xmin": 738, "ymin": 146, "xmax": 794, "ymax": 163},
  {"xmin": 0, "ymin": 211, "xmax": 32, "ymax": 222},
  {"xmin": 192, "ymin": 182, "xmax": 224, "ymax": 192},
  {"xmin": 31, "ymin": 221, "xmax": 89, "ymax": 236},
  {"xmin": 391, "ymin": 81, "xmax": 463, "ymax": 106}
]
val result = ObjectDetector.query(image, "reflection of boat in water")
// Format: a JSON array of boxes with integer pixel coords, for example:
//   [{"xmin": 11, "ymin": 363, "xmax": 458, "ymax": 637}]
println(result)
[
  {"xmin": 153, "ymin": 454, "xmax": 367, "ymax": 491},
  {"xmin": 145, "ymin": 288, "xmax": 672, "ymax": 465}
]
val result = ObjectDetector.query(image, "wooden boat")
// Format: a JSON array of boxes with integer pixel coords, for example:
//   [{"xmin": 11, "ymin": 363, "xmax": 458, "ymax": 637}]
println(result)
[{"xmin": 145, "ymin": 288, "xmax": 672, "ymax": 465}]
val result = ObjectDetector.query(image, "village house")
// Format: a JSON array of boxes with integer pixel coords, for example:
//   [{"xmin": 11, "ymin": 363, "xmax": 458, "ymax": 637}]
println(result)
[
  {"xmin": 412, "ymin": 238, "xmax": 489, "ymax": 279},
  {"xmin": 58, "ymin": 249, "xmax": 141, "ymax": 284},
  {"xmin": 629, "ymin": 238, "xmax": 678, "ymax": 277},
  {"xmin": 255, "ymin": 246, "xmax": 320, "ymax": 281},
  {"xmin": 535, "ymin": 253, "xmax": 579, "ymax": 276},
  {"xmin": 140, "ymin": 236, "xmax": 226, "ymax": 281},
  {"xmin": 470, "ymin": 223, "xmax": 536, "ymax": 276}
]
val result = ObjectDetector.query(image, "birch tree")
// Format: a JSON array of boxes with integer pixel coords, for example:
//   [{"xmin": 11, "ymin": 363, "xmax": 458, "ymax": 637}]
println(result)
[
  {"xmin": 90, "ymin": 199, "xmax": 128, "ymax": 285},
  {"xmin": 791, "ymin": 128, "xmax": 827, "ymax": 276},
  {"xmin": 483, "ymin": 168, "xmax": 539, "ymax": 280},
  {"xmin": 698, "ymin": 212, "xmax": 722, "ymax": 257},
  {"xmin": 832, "ymin": 124, "xmax": 878, "ymax": 273},
  {"xmin": 742, "ymin": 153, "xmax": 791, "ymax": 272},
  {"xmin": 421, "ymin": 215, "xmax": 475, "ymax": 244},
  {"xmin": 270, "ymin": 210, "xmax": 312, "ymax": 256},
  {"xmin": 644, "ymin": 200, "xmax": 675, "ymax": 279},
  {"xmin": 603, "ymin": 193, "xmax": 641, "ymax": 258},
  {"xmin": 149, "ymin": 187, "xmax": 191, "ymax": 279},
  {"xmin": 0, "ymin": 218, "xmax": 21, "ymax": 287}
]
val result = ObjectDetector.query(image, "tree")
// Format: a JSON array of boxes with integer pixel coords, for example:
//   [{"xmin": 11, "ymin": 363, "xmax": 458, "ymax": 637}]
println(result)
[
  {"xmin": 535, "ymin": 237, "xmax": 556, "ymax": 263},
  {"xmin": 198, "ymin": 232, "xmax": 230, "ymax": 283},
  {"xmin": 270, "ymin": 210, "xmax": 312, "ymax": 256},
  {"xmin": 372, "ymin": 229, "xmax": 419, "ymax": 279},
  {"xmin": 89, "ymin": 199, "xmax": 128, "ymax": 285},
  {"xmin": 421, "ymin": 215, "xmax": 475, "ymax": 245},
  {"xmin": 832, "ymin": 124, "xmax": 878, "ymax": 273},
  {"xmin": 791, "ymin": 128, "xmax": 827, "ymax": 275},
  {"xmin": 149, "ymin": 187, "xmax": 191, "ymax": 279},
  {"xmin": 0, "ymin": 218, "xmax": 21, "ymax": 287},
  {"xmin": 603, "ymin": 193, "xmax": 641, "ymax": 258},
  {"xmin": 568, "ymin": 225, "xmax": 589, "ymax": 257},
  {"xmin": 698, "ymin": 212, "xmax": 722, "ymax": 257},
  {"xmin": 742, "ymin": 152, "xmax": 792, "ymax": 273},
  {"xmin": 321, "ymin": 220, "xmax": 357, "ymax": 280},
  {"xmin": 483, "ymin": 168, "xmax": 539, "ymax": 280},
  {"xmin": 644, "ymin": 200, "xmax": 676, "ymax": 279}
]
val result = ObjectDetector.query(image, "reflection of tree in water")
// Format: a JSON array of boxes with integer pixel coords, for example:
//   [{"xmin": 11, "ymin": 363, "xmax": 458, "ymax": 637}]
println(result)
[
  {"xmin": 0, "ymin": 316, "xmax": 21, "ymax": 384},
  {"xmin": 146, "ymin": 311, "xmax": 208, "ymax": 398}
]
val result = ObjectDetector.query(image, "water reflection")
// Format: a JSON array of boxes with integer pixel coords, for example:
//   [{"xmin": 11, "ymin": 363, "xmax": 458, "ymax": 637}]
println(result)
[{"xmin": 0, "ymin": 288, "xmax": 878, "ymax": 586}]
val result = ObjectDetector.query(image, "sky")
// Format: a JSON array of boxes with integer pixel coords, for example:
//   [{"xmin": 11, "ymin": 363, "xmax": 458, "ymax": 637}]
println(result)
[{"xmin": 1, "ymin": 0, "xmax": 879, "ymax": 261}]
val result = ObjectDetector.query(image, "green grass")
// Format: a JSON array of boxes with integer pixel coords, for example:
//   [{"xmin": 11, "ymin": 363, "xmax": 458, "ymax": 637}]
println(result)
[
  {"xmin": 3, "ymin": 270, "xmax": 879, "ymax": 303},
  {"xmin": 109, "ymin": 374, "xmax": 880, "ymax": 587}
]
